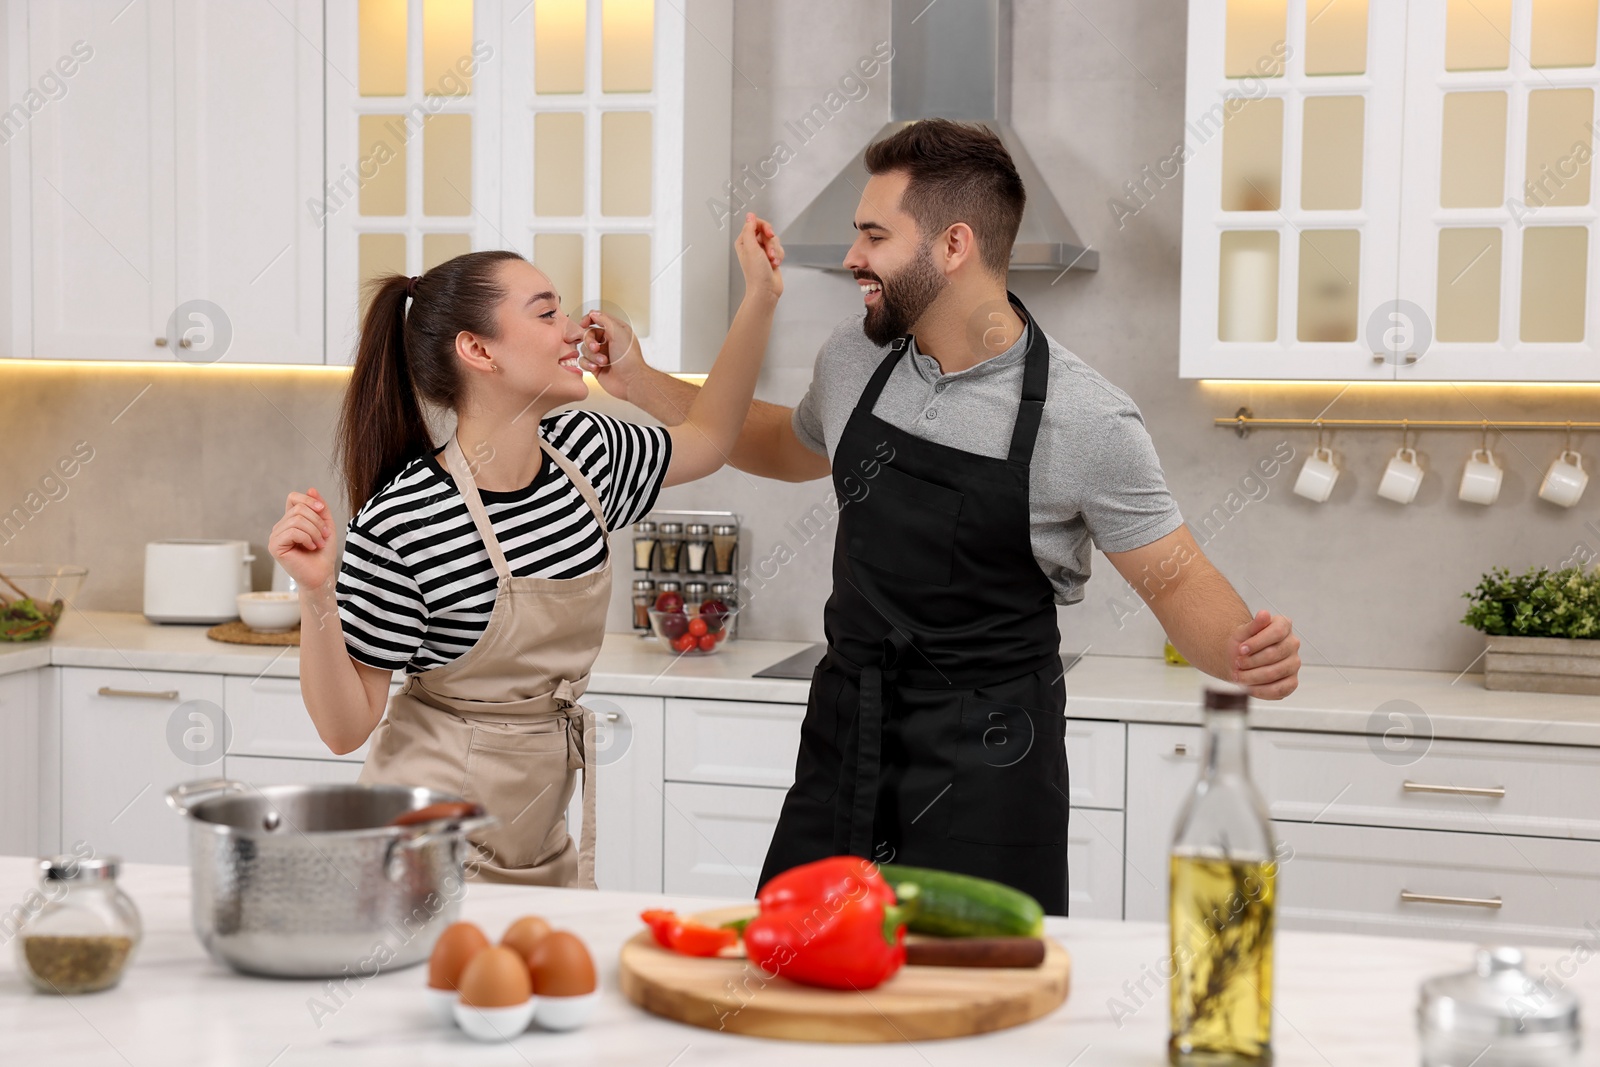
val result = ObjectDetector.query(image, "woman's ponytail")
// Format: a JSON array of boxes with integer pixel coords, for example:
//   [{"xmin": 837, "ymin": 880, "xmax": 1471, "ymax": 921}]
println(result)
[{"xmin": 334, "ymin": 250, "xmax": 527, "ymax": 514}]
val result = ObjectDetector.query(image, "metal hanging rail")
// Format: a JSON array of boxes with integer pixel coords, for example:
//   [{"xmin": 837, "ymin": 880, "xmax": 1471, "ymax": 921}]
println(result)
[{"xmin": 1215, "ymin": 408, "xmax": 1600, "ymax": 439}]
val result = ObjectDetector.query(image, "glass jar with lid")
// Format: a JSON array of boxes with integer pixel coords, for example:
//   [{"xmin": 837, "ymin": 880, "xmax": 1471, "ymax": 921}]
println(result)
[
  {"xmin": 1419, "ymin": 946, "xmax": 1580, "ymax": 1067},
  {"xmin": 15, "ymin": 855, "xmax": 142, "ymax": 994},
  {"xmin": 657, "ymin": 522, "xmax": 685, "ymax": 572},
  {"xmin": 631, "ymin": 520, "xmax": 659, "ymax": 571},
  {"xmin": 631, "ymin": 578, "xmax": 656, "ymax": 632},
  {"xmin": 684, "ymin": 523, "xmax": 712, "ymax": 573}
]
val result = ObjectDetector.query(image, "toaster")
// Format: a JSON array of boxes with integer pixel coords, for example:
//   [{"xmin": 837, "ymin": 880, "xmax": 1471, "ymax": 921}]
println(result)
[{"xmin": 143, "ymin": 540, "xmax": 255, "ymax": 624}]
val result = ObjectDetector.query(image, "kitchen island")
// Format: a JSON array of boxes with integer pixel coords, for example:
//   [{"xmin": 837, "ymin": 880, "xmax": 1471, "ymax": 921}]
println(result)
[{"xmin": 0, "ymin": 855, "xmax": 1590, "ymax": 1065}]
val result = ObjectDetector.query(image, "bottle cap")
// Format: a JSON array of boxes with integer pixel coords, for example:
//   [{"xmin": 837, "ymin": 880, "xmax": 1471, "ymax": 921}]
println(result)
[
  {"xmin": 1204, "ymin": 685, "xmax": 1250, "ymax": 712},
  {"xmin": 658, "ymin": 521, "xmax": 683, "ymax": 534},
  {"xmin": 712, "ymin": 523, "xmax": 738, "ymax": 535},
  {"xmin": 41, "ymin": 855, "xmax": 119, "ymax": 883},
  {"xmin": 686, "ymin": 523, "xmax": 710, "ymax": 535},
  {"xmin": 633, "ymin": 520, "xmax": 657, "ymax": 533}
]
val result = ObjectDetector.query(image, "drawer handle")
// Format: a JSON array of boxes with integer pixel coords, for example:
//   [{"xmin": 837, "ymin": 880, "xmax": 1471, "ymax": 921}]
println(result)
[
  {"xmin": 1402, "ymin": 780, "xmax": 1506, "ymax": 799},
  {"xmin": 1400, "ymin": 890, "xmax": 1503, "ymax": 910},
  {"xmin": 97, "ymin": 686, "xmax": 180, "ymax": 701},
  {"xmin": 598, "ymin": 711, "xmax": 620, "ymax": 723},
  {"xmin": 1173, "ymin": 743, "xmax": 1188, "ymax": 756}
]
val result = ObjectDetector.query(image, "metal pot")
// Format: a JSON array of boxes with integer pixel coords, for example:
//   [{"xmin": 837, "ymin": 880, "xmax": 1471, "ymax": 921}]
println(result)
[{"xmin": 166, "ymin": 779, "xmax": 497, "ymax": 978}]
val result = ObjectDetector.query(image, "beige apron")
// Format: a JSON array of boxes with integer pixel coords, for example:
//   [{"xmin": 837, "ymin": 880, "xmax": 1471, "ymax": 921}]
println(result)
[{"xmin": 358, "ymin": 432, "xmax": 609, "ymax": 887}]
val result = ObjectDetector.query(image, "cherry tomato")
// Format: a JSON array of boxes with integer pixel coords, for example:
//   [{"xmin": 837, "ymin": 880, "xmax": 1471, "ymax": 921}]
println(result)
[
  {"xmin": 698, "ymin": 634, "xmax": 717, "ymax": 652},
  {"xmin": 672, "ymin": 633, "xmax": 697, "ymax": 653},
  {"xmin": 654, "ymin": 591, "xmax": 684, "ymax": 613},
  {"xmin": 713, "ymin": 628, "xmax": 727, "ymax": 642},
  {"xmin": 687, "ymin": 617, "xmax": 709, "ymax": 637}
]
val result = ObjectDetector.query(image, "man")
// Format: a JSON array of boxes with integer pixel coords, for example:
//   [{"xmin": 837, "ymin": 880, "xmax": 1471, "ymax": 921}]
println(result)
[{"xmin": 590, "ymin": 119, "xmax": 1301, "ymax": 914}]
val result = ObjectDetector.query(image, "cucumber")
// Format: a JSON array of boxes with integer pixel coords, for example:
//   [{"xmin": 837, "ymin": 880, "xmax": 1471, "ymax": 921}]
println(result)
[{"xmin": 876, "ymin": 864, "xmax": 1045, "ymax": 938}]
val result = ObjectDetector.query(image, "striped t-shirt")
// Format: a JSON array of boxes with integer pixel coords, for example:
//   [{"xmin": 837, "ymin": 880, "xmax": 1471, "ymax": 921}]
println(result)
[{"xmin": 336, "ymin": 410, "xmax": 672, "ymax": 673}]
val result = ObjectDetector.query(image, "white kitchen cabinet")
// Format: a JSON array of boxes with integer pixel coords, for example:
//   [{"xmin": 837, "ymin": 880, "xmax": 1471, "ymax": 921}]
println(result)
[
  {"xmin": 0, "ymin": 669, "xmax": 41, "ymax": 858},
  {"xmin": 1123, "ymin": 723, "xmax": 1204, "ymax": 922},
  {"xmin": 225, "ymin": 754, "xmax": 363, "ymax": 787},
  {"xmin": 661, "ymin": 781, "xmax": 783, "ymax": 899},
  {"xmin": 664, "ymin": 697, "xmax": 804, "ymax": 789},
  {"xmin": 1067, "ymin": 808, "xmax": 1126, "ymax": 920},
  {"xmin": 1275, "ymin": 818, "xmax": 1600, "ymax": 944},
  {"xmin": 1250, "ymin": 728, "xmax": 1600, "ymax": 841},
  {"xmin": 564, "ymin": 693, "xmax": 665, "ymax": 893},
  {"xmin": 1065, "ymin": 719, "xmax": 1126, "ymax": 811},
  {"xmin": 322, "ymin": 0, "xmax": 732, "ymax": 372},
  {"xmin": 223, "ymin": 674, "xmax": 377, "ymax": 763},
  {"xmin": 22, "ymin": 0, "xmax": 323, "ymax": 363},
  {"xmin": 1181, "ymin": 0, "xmax": 1600, "ymax": 381},
  {"xmin": 60, "ymin": 667, "xmax": 225, "ymax": 865}
]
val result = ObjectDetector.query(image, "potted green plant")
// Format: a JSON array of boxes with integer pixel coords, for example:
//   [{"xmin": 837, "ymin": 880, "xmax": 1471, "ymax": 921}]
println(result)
[{"xmin": 1461, "ymin": 565, "xmax": 1600, "ymax": 694}]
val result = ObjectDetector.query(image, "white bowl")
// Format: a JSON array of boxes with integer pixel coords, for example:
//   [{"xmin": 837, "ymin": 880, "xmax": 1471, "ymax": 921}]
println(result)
[
  {"xmin": 425, "ymin": 986, "xmax": 458, "ymax": 1025},
  {"xmin": 534, "ymin": 988, "xmax": 600, "ymax": 1031},
  {"xmin": 236, "ymin": 591, "xmax": 300, "ymax": 633},
  {"xmin": 454, "ymin": 998, "xmax": 537, "ymax": 1042}
]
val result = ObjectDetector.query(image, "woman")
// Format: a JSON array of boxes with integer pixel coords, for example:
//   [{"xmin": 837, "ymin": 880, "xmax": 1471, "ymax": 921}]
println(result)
[{"xmin": 269, "ymin": 213, "xmax": 784, "ymax": 886}]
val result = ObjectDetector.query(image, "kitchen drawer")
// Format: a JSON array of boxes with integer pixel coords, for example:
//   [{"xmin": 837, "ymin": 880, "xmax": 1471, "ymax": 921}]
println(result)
[
  {"xmin": 662, "ymin": 782, "xmax": 785, "ymax": 899},
  {"xmin": 1275, "ymin": 820, "xmax": 1600, "ymax": 946},
  {"xmin": 225, "ymin": 754, "xmax": 363, "ymax": 786},
  {"xmin": 664, "ymin": 697, "xmax": 805, "ymax": 789},
  {"xmin": 1065, "ymin": 719, "xmax": 1125, "ymax": 810},
  {"xmin": 1252, "ymin": 729, "xmax": 1600, "ymax": 841},
  {"xmin": 1123, "ymin": 723, "xmax": 1205, "ymax": 921},
  {"xmin": 1068, "ymin": 808, "xmax": 1125, "ymax": 920},
  {"xmin": 61, "ymin": 667, "xmax": 227, "ymax": 865},
  {"xmin": 223, "ymin": 675, "xmax": 398, "ymax": 762}
]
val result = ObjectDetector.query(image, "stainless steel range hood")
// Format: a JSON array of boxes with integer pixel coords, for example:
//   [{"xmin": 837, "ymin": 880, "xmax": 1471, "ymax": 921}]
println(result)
[{"xmin": 781, "ymin": 0, "xmax": 1098, "ymax": 274}]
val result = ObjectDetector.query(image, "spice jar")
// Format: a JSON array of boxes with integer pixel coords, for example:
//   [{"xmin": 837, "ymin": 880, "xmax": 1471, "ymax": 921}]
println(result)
[
  {"xmin": 657, "ymin": 522, "xmax": 685, "ymax": 572},
  {"xmin": 711, "ymin": 523, "xmax": 739, "ymax": 574},
  {"xmin": 631, "ymin": 578, "xmax": 656, "ymax": 632},
  {"xmin": 684, "ymin": 523, "xmax": 712, "ymax": 574},
  {"xmin": 710, "ymin": 580, "xmax": 738, "ymax": 637},
  {"xmin": 632, "ymin": 520, "xmax": 659, "ymax": 572},
  {"xmin": 684, "ymin": 580, "xmax": 708, "ymax": 617},
  {"xmin": 16, "ymin": 855, "xmax": 141, "ymax": 995},
  {"xmin": 655, "ymin": 579, "xmax": 682, "ymax": 602}
]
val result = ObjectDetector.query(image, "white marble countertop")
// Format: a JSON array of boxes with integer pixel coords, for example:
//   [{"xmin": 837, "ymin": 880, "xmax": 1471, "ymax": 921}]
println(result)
[
  {"xmin": 2, "ymin": 855, "xmax": 1587, "ymax": 1066},
  {"xmin": 3, "ymin": 610, "xmax": 1599, "ymax": 747}
]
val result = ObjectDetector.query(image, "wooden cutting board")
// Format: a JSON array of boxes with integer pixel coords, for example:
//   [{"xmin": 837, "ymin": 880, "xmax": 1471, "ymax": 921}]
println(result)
[{"xmin": 617, "ymin": 905, "xmax": 1071, "ymax": 1043}]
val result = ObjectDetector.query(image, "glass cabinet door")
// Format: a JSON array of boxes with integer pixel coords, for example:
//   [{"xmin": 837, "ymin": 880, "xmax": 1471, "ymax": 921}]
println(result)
[
  {"xmin": 1397, "ymin": 0, "xmax": 1600, "ymax": 380},
  {"xmin": 1180, "ymin": 0, "xmax": 1410, "ymax": 379}
]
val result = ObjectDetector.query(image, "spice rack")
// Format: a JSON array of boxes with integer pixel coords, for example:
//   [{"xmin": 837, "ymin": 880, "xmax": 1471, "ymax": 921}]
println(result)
[{"xmin": 629, "ymin": 509, "xmax": 742, "ymax": 637}]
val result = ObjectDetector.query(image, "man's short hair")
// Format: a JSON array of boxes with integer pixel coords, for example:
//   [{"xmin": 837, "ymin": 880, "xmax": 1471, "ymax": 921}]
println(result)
[{"xmin": 862, "ymin": 119, "xmax": 1026, "ymax": 276}]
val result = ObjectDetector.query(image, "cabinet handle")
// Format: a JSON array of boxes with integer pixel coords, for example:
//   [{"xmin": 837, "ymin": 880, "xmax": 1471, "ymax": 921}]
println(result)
[
  {"xmin": 179, "ymin": 336, "xmax": 193, "ymax": 348},
  {"xmin": 598, "ymin": 711, "xmax": 619, "ymax": 723},
  {"xmin": 1172, "ymin": 743, "xmax": 1188, "ymax": 756},
  {"xmin": 97, "ymin": 686, "xmax": 179, "ymax": 701},
  {"xmin": 1400, "ymin": 890, "xmax": 1502, "ymax": 909},
  {"xmin": 1402, "ymin": 780, "xmax": 1506, "ymax": 798},
  {"xmin": 154, "ymin": 337, "xmax": 168, "ymax": 347}
]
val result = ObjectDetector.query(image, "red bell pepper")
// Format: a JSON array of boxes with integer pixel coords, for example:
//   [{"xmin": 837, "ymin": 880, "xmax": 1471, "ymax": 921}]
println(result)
[
  {"xmin": 640, "ymin": 908, "xmax": 739, "ymax": 957},
  {"xmin": 741, "ymin": 856, "xmax": 918, "ymax": 990}
]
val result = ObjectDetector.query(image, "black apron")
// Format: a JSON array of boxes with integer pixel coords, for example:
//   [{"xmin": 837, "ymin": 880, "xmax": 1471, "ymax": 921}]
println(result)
[{"xmin": 759, "ymin": 292, "xmax": 1071, "ymax": 914}]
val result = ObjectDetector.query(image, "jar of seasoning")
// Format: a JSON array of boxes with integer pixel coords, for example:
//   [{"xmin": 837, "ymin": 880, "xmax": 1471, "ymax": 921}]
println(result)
[
  {"xmin": 683, "ymin": 580, "xmax": 708, "ymax": 617},
  {"xmin": 631, "ymin": 578, "xmax": 656, "ymax": 632},
  {"xmin": 15, "ymin": 855, "xmax": 141, "ymax": 995},
  {"xmin": 657, "ymin": 522, "xmax": 685, "ymax": 572},
  {"xmin": 632, "ymin": 520, "xmax": 659, "ymax": 572},
  {"xmin": 711, "ymin": 523, "xmax": 739, "ymax": 575},
  {"xmin": 1418, "ymin": 946, "xmax": 1580, "ymax": 1066},
  {"xmin": 655, "ymin": 579, "xmax": 682, "ymax": 602},
  {"xmin": 710, "ymin": 580, "xmax": 739, "ymax": 637},
  {"xmin": 684, "ymin": 523, "xmax": 712, "ymax": 574}
]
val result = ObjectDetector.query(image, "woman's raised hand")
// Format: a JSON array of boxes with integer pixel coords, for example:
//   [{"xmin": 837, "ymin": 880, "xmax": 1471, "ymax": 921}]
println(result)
[
  {"xmin": 268, "ymin": 487, "xmax": 338, "ymax": 592},
  {"xmin": 734, "ymin": 212, "xmax": 784, "ymax": 302}
]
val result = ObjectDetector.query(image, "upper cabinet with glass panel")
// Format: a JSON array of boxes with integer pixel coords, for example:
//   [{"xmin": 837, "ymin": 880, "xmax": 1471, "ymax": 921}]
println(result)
[
  {"xmin": 1182, "ymin": 0, "xmax": 1600, "ymax": 380},
  {"xmin": 325, "ymin": 0, "xmax": 733, "ymax": 371}
]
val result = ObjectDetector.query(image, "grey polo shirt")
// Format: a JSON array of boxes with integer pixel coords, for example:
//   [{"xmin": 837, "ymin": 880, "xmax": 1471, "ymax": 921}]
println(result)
[{"xmin": 792, "ymin": 312, "xmax": 1184, "ymax": 606}]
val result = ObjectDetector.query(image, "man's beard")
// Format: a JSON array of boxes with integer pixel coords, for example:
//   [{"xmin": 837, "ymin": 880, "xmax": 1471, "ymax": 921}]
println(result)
[{"xmin": 859, "ymin": 242, "xmax": 947, "ymax": 347}]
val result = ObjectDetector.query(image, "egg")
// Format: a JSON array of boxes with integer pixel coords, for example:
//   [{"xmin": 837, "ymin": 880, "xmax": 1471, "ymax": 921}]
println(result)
[
  {"xmin": 526, "ymin": 930, "xmax": 597, "ymax": 997},
  {"xmin": 500, "ymin": 915, "xmax": 552, "ymax": 961},
  {"xmin": 457, "ymin": 946, "xmax": 533, "ymax": 1008},
  {"xmin": 427, "ymin": 922, "xmax": 490, "ymax": 991}
]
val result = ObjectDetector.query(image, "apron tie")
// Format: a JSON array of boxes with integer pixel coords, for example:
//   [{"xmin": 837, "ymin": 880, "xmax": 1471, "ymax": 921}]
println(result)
[
  {"xmin": 554, "ymin": 678, "xmax": 598, "ymax": 890},
  {"xmin": 839, "ymin": 631, "xmax": 911, "ymax": 860}
]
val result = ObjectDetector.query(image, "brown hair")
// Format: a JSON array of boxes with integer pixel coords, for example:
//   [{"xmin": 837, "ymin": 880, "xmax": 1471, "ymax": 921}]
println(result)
[
  {"xmin": 335, "ymin": 250, "xmax": 525, "ymax": 512},
  {"xmin": 862, "ymin": 119, "xmax": 1025, "ymax": 276}
]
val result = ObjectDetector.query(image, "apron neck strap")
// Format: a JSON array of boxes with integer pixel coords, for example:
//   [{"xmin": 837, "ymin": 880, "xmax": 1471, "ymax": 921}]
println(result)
[
  {"xmin": 1007, "ymin": 291, "xmax": 1049, "ymax": 466},
  {"xmin": 439, "ymin": 433, "xmax": 611, "ymax": 583}
]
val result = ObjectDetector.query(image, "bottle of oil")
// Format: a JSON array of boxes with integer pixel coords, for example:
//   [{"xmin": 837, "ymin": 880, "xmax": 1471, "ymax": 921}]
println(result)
[{"xmin": 1169, "ymin": 685, "xmax": 1277, "ymax": 1066}]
